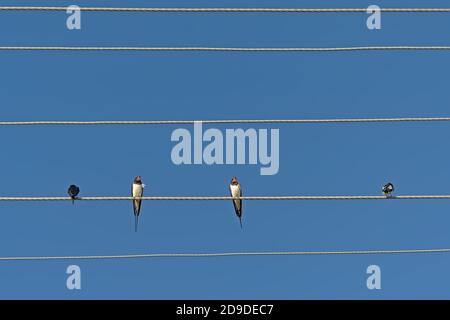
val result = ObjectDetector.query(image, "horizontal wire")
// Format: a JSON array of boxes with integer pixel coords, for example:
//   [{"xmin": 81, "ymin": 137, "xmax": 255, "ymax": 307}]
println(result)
[
  {"xmin": 1, "ymin": 46, "xmax": 450, "ymax": 52},
  {"xmin": 1, "ymin": 195, "xmax": 450, "ymax": 201},
  {"xmin": 0, "ymin": 248, "xmax": 449, "ymax": 261},
  {"xmin": 1, "ymin": 7, "xmax": 450, "ymax": 13},
  {"xmin": 2, "ymin": 117, "xmax": 450, "ymax": 126}
]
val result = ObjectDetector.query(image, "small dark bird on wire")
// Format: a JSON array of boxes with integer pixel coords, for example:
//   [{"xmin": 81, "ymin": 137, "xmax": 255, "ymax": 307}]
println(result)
[
  {"xmin": 132, "ymin": 176, "xmax": 145, "ymax": 232},
  {"xmin": 68, "ymin": 185, "xmax": 80, "ymax": 204},
  {"xmin": 229, "ymin": 177, "xmax": 243, "ymax": 229},
  {"xmin": 382, "ymin": 183, "xmax": 394, "ymax": 197}
]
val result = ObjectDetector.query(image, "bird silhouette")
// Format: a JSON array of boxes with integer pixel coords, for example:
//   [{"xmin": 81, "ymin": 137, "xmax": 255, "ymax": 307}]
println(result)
[
  {"xmin": 67, "ymin": 185, "xmax": 80, "ymax": 204},
  {"xmin": 382, "ymin": 183, "xmax": 394, "ymax": 197}
]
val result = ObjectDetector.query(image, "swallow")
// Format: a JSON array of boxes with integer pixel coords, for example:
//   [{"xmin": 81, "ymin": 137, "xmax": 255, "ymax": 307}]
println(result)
[
  {"xmin": 382, "ymin": 183, "xmax": 394, "ymax": 197},
  {"xmin": 132, "ymin": 176, "xmax": 144, "ymax": 232},
  {"xmin": 229, "ymin": 177, "xmax": 243, "ymax": 228},
  {"xmin": 67, "ymin": 185, "xmax": 80, "ymax": 204}
]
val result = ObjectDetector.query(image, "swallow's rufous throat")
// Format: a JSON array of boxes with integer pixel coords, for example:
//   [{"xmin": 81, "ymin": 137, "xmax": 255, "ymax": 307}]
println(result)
[
  {"xmin": 229, "ymin": 177, "xmax": 243, "ymax": 228},
  {"xmin": 67, "ymin": 185, "xmax": 80, "ymax": 204},
  {"xmin": 132, "ymin": 176, "xmax": 144, "ymax": 232}
]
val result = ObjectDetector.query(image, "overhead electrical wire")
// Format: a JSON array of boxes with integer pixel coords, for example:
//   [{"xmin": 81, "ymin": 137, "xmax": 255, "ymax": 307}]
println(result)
[
  {"xmin": 1, "ymin": 5, "xmax": 449, "ymax": 265},
  {"xmin": 0, "ymin": 248, "xmax": 449, "ymax": 261},
  {"xmin": 1, "ymin": 117, "xmax": 450, "ymax": 126},
  {"xmin": 1, "ymin": 195, "xmax": 450, "ymax": 202},
  {"xmin": 1, "ymin": 6, "xmax": 450, "ymax": 13},
  {"xmin": 1, "ymin": 46, "xmax": 450, "ymax": 53}
]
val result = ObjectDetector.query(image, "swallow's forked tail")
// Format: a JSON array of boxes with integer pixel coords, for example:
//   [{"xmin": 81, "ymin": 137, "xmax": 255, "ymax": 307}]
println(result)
[{"xmin": 135, "ymin": 215, "xmax": 139, "ymax": 232}]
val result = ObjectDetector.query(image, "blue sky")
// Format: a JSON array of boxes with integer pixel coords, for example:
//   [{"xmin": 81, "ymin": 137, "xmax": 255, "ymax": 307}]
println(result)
[{"xmin": 1, "ymin": 0, "xmax": 450, "ymax": 299}]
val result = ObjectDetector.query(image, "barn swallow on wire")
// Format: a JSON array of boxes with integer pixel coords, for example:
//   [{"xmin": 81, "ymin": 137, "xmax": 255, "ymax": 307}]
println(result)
[
  {"xmin": 67, "ymin": 185, "xmax": 80, "ymax": 204},
  {"xmin": 229, "ymin": 177, "xmax": 243, "ymax": 228},
  {"xmin": 382, "ymin": 183, "xmax": 394, "ymax": 197},
  {"xmin": 132, "ymin": 176, "xmax": 144, "ymax": 232}
]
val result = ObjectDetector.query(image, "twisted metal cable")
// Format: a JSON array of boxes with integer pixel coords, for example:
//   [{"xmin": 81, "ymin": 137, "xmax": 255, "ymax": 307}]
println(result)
[
  {"xmin": 1, "ymin": 195, "xmax": 450, "ymax": 201},
  {"xmin": 2, "ymin": 117, "xmax": 450, "ymax": 126},
  {"xmin": 1, "ymin": 7, "xmax": 450, "ymax": 13},
  {"xmin": 1, "ymin": 46, "xmax": 450, "ymax": 52},
  {"xmin": 0, "ymin": 248, "xmax": 449, "ymax": 261}
]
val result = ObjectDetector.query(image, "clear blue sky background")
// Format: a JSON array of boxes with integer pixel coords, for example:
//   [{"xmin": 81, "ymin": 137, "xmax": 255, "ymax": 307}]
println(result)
[{"xmin": 0, "ymin": 0, "xmax": 450, "ymax": 299}]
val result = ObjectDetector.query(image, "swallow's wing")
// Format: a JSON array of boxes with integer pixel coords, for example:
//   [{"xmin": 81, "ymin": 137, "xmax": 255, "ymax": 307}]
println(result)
[
  {"xmin": 239, "ymin": 187, "xmax": 242, "ymax": 216},
  {"xmin": 131, "ymin": 184, "xmax": 135, "ymax": 213},
  {"xmin": 229, "ymin": 185, "xmax": 242, "ymax": 217}
]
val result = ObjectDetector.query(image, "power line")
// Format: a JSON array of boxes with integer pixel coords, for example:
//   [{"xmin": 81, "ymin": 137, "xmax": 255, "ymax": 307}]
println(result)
[
  {"xmin": 2, "ymin": 117, "xmax": 450, "ymax": 126},
  {"xmin": 1, "ymin": 195, "xmax": 450, "ymax": 202},
  {"xmin": 1, "ymin": 6, "xmax": 450, "ymax": 13},
  {"xmin": 1, "ymin": 46, "xmax": 450, "ymax": 53},
  {"xmin": 0, "ymin": 248, "xmax": 449, "ymax": 261}
]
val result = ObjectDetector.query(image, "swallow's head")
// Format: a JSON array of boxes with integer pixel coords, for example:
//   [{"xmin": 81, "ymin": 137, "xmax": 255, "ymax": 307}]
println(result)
[
  {"xmin": 68, "ymin": 185, "xmax": 80, "ymax": 197},
  {"xmin": 231, "ymin": 177, "xmax": 239, "ymax": 185},
  {"xmin": 383, "ymin": 183, "xmax": 394, "ymax": 194},
  {"xmin": 134, "ymin": 176, "xmax": 142, "ymax": 184}
]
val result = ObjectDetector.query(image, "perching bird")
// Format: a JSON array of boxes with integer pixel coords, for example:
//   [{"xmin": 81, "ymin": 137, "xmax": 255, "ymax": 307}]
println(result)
[
  {"xmin": 382, "ymin": 183, "xmax": 394, "ymax": 197},
  {"xmin": 132, "ymin": 176, "xmax": 144, "ymax": 232},
  {"xmin": 229, "ymin": 177, "xmax": 243, "ymax": 228},
  {"xmin": 67, "ymin": 185, "xmax": 80, "ymax": 204}
]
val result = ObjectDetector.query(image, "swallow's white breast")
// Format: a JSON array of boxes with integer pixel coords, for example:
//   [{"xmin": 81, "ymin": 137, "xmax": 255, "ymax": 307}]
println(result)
[
  {"xmin": 133, "ymin": 183, "xmax": 143, "ymax": 197},
  {"xmin": 229, "ymin": 184, "xmax": 240, "ymax": 197}
]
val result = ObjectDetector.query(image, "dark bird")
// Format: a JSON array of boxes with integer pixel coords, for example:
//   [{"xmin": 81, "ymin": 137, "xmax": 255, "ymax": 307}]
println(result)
[
  {"xmin": 382, "ymin": 183, "xmax": 394, "ymax": 197},
  {"xmin": 229, "ymin": 177, "xmax": 243, "ymax": 228},
  {"xmin": 67, "ymin": 185, "xmax": 80, "ymax": 204},
  {"xmin": 132, "ymin": 176, "xmax": 144, "ymax": 232}
]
